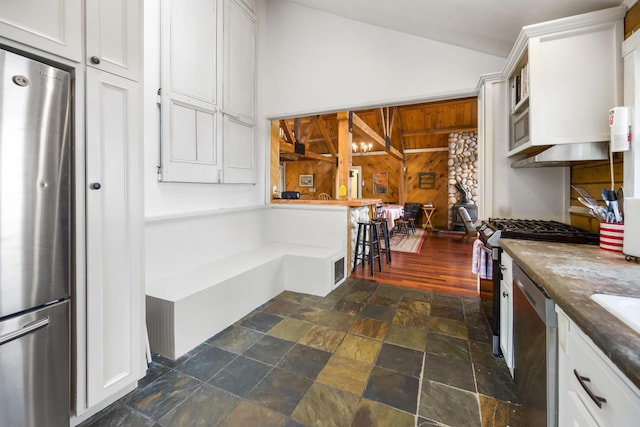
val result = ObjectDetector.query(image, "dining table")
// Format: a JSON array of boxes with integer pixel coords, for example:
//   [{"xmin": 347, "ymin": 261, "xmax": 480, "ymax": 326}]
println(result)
[{"xmin": 380, "ymin": 204, "xmax": 404, "ymax": 231}]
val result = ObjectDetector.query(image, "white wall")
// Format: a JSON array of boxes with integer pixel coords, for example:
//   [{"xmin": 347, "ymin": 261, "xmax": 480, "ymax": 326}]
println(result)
[
  {"xmin": 262, "ymin": 0, "xmax": 506, "ymax": 118},
  {"xmin": 478, "ymin": 76, "xmax": 569, "ymax": 222}
]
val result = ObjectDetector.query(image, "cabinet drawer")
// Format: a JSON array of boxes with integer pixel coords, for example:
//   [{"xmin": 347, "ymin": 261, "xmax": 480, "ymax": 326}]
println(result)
[{"xmin": 568, "ymin": 327, "xmax": 640, "ymax": 426}]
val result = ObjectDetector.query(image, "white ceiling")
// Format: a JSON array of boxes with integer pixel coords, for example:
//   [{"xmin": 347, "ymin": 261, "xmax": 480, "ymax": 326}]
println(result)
[{"xmin": 286, "ymin": 0, "xmax": 627, "ymax": 57}]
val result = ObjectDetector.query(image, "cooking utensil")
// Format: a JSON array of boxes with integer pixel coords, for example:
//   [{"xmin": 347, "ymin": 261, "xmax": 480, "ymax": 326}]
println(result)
[
  {"xmin": 594, "ymin": 206, "xmax": 608, "ymax": 222},
  {"xmin": 572, "ymin": 185, "xmax": 598, "ymax": 207},
  {"xmin": 577, "ymin": 196, "xmax": 598, "ymax": 210},
  {"xmin": 601, "ymin": 188, "xmax": 622, "ymax": 223},
  {"xmin": 617, "ymin": 186, "xmax": 624, "ymax": 220}
]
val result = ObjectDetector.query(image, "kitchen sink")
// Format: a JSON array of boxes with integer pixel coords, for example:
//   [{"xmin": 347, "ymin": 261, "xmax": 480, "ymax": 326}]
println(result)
[{"xmin": 591, "ymin": 294, "xmax": 640, "ymax": 335}]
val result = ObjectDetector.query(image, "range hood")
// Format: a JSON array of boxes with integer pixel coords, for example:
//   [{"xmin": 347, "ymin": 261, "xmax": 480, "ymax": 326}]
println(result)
[{"xmin": 511, "ymin": 142, "xmax": 609, "ymax": 168}]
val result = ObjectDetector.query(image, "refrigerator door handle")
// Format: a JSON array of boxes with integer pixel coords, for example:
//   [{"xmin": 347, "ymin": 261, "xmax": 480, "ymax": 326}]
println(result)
[{"xmin": 0, "ymin": 317, "xmax": 49, "ymax": 345}]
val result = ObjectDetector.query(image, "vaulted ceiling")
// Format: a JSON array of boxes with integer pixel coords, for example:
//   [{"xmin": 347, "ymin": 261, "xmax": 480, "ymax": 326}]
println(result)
[{"xmin": 286, "ymin": 0, "xmax": 626, "ymax": 57}]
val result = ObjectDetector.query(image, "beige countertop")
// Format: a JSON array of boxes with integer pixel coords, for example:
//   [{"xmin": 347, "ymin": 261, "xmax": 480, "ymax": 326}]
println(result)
[{"xmin": 500, "ymin": 239, "xmax": 640, "ymax": 390}]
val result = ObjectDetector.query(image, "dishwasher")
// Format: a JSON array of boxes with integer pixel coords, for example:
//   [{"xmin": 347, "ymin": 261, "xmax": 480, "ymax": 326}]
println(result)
[{"xmin": 513, "ymin": 263, "xmax": 558, "ymax": 427}]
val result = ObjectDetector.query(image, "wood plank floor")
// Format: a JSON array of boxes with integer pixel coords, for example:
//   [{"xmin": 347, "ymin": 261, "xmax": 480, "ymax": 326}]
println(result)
[{"xmin": 350, "ymin": 230, "xmax": 479, "ymax": 298}]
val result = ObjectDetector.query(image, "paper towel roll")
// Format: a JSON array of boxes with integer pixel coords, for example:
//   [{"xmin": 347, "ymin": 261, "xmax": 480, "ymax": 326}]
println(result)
[{"xmin": 623, "ymin": 197, "xmax": 640, "ymax": 257}]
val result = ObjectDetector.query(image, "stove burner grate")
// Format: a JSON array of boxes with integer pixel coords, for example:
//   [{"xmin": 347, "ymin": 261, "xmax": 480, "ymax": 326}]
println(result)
[{"xmin": 486, "ymin": 218, "xmax": 599, "ymax": 245}]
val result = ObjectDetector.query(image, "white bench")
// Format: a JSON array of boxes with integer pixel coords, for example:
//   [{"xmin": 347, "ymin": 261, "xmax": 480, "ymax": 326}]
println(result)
[{"xmin": 145, "ymin": 206, "xmax": 347, "ymax": 360}]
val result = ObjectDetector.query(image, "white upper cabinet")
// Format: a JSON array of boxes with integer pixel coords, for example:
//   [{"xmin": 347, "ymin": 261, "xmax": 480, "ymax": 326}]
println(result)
[
  {"xmin": 159, "ymin": 0, "xmax": 257, "ymax": 184},
  {"xmin": 504, "ymin": 6, "xmax": 625, "ymax": 156},
  {"xmin": 224, "ymin": 0, "xmax": 255, "ymax": 121},
  {"xmin": 223, "ymin": 0, "xmax": 256, "ymax": 183},
  {"xmin": 159, "ymin": 0, "xmax": 223, "ymax": 183},
  {"xmin": 0, "ymin": 0, "xmax": 82, "ymax": 61},
  {"xmin": 85, "ymin": 0, "xmax": 141, "ymax": 81}
]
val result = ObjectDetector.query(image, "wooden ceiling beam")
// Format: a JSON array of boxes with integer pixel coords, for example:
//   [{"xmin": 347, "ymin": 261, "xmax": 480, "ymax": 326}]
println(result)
[
  {"xmin": 393, "ymin": 107, "xmax": 407, "ymax": 153},
  {"xmin": 279, "ymin": 120, "xmax": 296, "ymax": 144},
  {"xmin": 316, "ymin": 116, "xmax": 337, "ymax": 157},
  {"xmin": 280, "ymin": 140, "xmax": 334, "ymax": 163},
  {"xmin": 300, "ymin": 117, "xmax": 317, "ymax": 144},
  {"xmin": 402, "ymin": 126, "xmax": 477, "ymax": 137},
  {"xmin": 351, "ymin": 112, "xmax": 404, "ymax": 161}
]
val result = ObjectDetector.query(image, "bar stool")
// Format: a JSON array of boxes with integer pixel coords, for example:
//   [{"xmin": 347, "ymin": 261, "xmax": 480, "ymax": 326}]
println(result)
[
  {"xmin": 371, "ymin": 217, "xmax": 391, "ymax": 264},
  {"xmin": 352, "ymin": 221, "xmax": 383, "ymax": 276}
]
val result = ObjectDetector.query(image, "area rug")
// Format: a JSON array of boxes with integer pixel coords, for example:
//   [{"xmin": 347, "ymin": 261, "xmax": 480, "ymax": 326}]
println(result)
[{"xmin": 389, "ymin": 228, "xmax": 426, "ymax": 254}]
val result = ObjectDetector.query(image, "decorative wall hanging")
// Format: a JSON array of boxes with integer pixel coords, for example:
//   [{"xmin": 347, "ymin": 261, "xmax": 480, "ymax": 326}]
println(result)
[
  {"xmin": 299, "ymin": 174, "xmax": 314, "ymax": 187},
  {"xmin": 418, "ymin": 172, "xmax": 436, "ymax": 189},
  {"xmin": 373, "ymin": 171, "xmax": 388, "ymax": 194}
]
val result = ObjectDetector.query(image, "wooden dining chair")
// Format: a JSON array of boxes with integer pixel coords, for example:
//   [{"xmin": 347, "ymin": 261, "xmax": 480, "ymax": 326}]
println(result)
[{"xmin": 318, "ymin": 192, "xmax": 332, "ymax": 200}]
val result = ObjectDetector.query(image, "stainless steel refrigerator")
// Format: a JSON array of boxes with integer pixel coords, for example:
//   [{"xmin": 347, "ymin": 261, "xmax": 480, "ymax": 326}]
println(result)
[{"xmin": 0, "ymin": 48, "xmax": 71, "ymax": 427}]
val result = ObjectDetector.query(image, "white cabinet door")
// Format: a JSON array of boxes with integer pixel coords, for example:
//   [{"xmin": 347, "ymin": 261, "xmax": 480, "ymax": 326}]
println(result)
[
  {"xmin": 499, "ymin": 252, "xmax": 513, "ymax": 373},
  {"xmin": 222, "ymin": 0, "xmax": 256, "ymax": 183},
  {"xmin": 529, "ymin": 22, "xmax": 621, "ymax": 146},
  {"xmin": 566, "ymin": 391, "xmax": 600, "ymax": 427},
  {"xmin": 223, "ymin": 116, "xmax": 256, "ymax": 183},
  {"xmin": 0, "ymin": 0, "xmax": 82, "ymax": 61},
  {"xmin": 85, "ymin": 0, "xmax": 141, "ymax": 81},
  {"xmin": 85, "ymin": 67, "xmax": 144, "ymax": 406},
  {"xmin": 159, "ymin": 0, "xmax": 223, "ymax": 183},
  {"xmin": 499, "ymin": 279, "xmax": 513, "ymax": 372}
]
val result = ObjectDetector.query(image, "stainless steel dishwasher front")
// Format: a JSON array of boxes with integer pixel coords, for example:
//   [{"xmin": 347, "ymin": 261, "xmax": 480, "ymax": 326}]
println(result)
[{"xmin": 513, "ymin": 263, "xmax": 558, "ymax": 427}]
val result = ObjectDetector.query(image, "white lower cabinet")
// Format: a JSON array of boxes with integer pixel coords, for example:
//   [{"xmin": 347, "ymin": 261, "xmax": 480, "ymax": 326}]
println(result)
[
  {"xmin": 85, "ymin": 67, "xmax": 145, "ymax": 407},
  {"xmin": 499, "ymin": 252, "xmax": 514, "ymax": 374},
  {"xmin": 557, "ymin": 307, "xmax": 640, "ymax": 426}
]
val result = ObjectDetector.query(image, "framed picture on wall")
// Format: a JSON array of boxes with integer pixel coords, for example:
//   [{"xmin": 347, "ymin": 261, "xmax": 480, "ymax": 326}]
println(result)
[
  {"xmin": 299, "ymin": 174, "xmax": 314, "ymax": 187},
  {"xmin": 373, "ymin": 171, "xmax": 388, "ymax": 194},
  {"xmin": 418, "ymin": 172, "xmax": 436, "ymax": 189}
]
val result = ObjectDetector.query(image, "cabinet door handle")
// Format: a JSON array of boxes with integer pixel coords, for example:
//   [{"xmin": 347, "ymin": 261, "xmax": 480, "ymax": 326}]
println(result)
[
  {"xmin": 90, "ymin": 182, "xmax": 102, "ymax": 190},
  {"xmin": 502, "ymin": 291, "xmax": 509, "ymax": 297},
  {"xmin": 574, "ymin": 369, "xmax": 607, "ymax": 408},
  {"xmin": 90, "ymin": 56, "xmax": 101, "ymax": 65}
]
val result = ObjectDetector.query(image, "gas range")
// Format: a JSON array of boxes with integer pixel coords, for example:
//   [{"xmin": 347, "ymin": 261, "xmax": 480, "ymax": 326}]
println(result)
[
  {"xmin": 477, "ymin": 218, "xmax": 599, "ymax": 358},
  {"xmin": 478, "ymin": 218, "xmax": 600, "ymax": 248}
]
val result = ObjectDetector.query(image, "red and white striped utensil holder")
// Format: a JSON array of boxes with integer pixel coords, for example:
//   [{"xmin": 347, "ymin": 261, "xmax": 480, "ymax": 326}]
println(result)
[{"xmin": 600, "ymin": 222, "xmax": 624, "ymax": 252}]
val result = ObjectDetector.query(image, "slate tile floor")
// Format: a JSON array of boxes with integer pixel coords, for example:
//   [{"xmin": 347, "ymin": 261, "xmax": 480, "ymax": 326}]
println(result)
[{"xmin": 82, "ymin": 278, "xmax": 524, "ymax": 426}]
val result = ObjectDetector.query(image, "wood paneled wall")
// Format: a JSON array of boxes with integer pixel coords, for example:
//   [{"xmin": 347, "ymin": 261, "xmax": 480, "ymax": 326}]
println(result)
[
  {"xmin": 283, "ymin": 160, "xmax": 335, "ymax": 199},
  {"xmin": 351, "ymin": 151, "xmax": 450, "ymax": 228},
  {"xmin": 406, "ymin": 151, "xmax": 450, "ymax": 228},
  {"xmin": 570, "ymin": 154, "xmax": 623, "ymax": 232}
]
